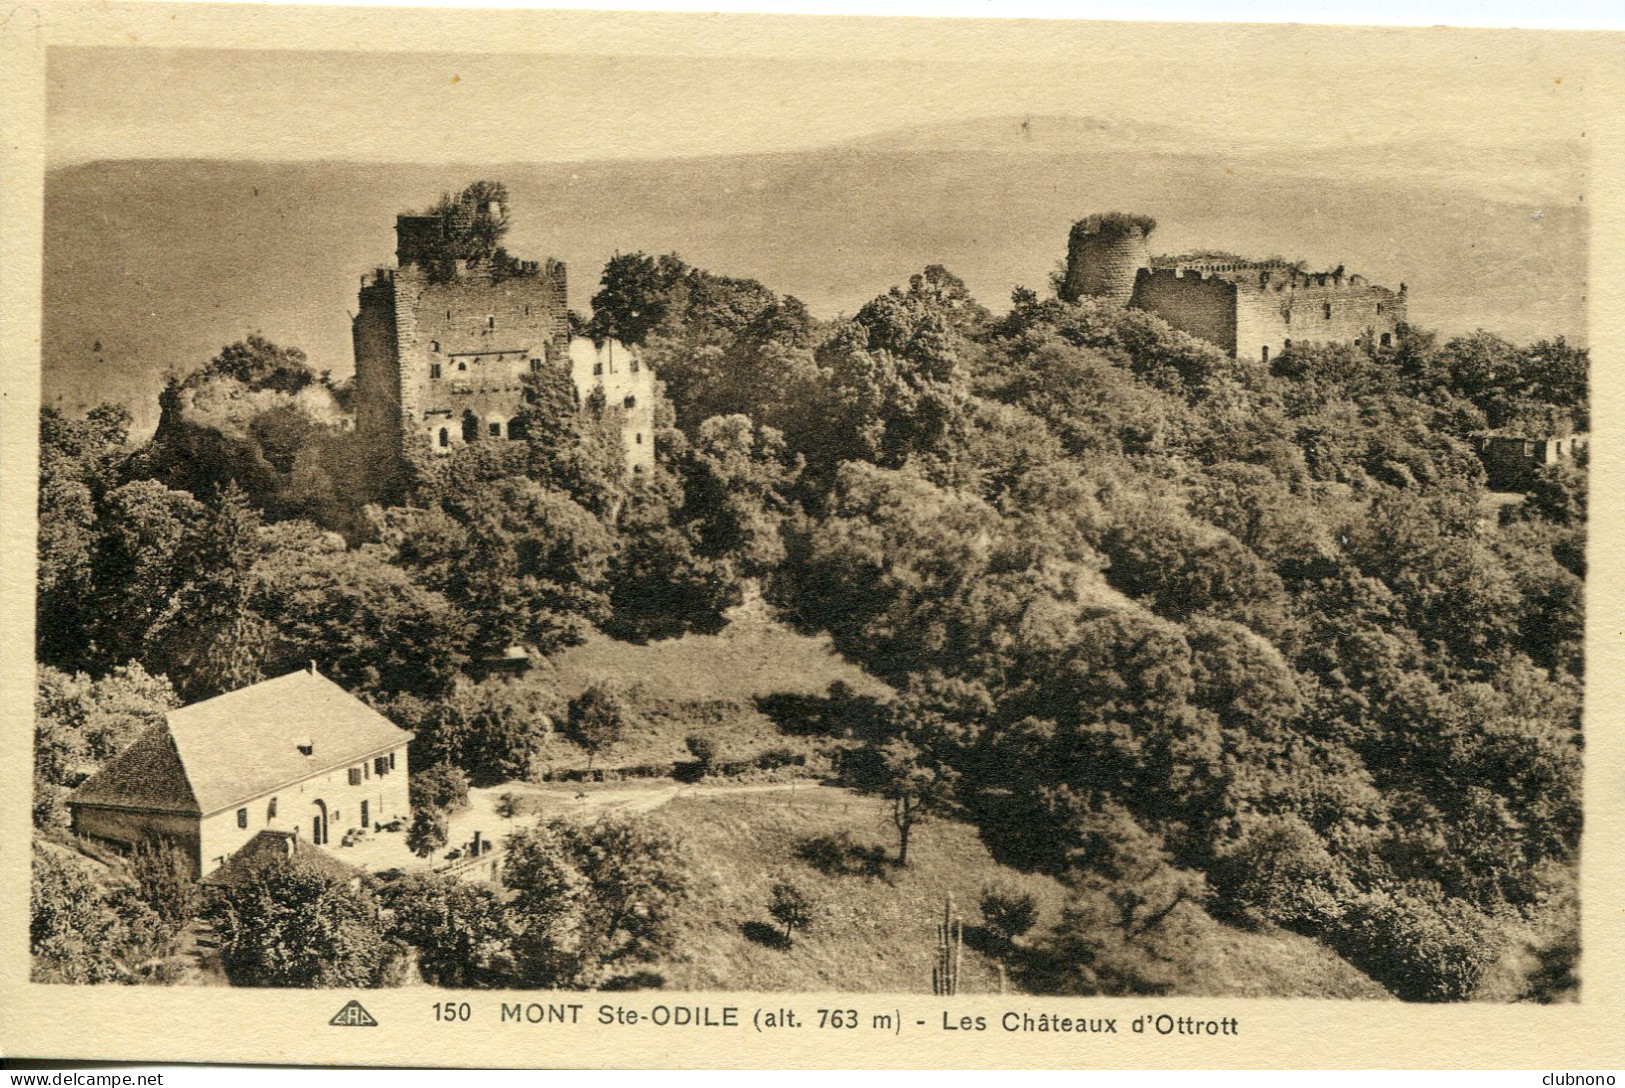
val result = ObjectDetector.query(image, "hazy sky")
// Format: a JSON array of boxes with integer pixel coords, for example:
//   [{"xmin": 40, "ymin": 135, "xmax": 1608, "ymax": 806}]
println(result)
[{"xmin": 46, "ymin": 21, "xmax": 1594, "ymax": 165}]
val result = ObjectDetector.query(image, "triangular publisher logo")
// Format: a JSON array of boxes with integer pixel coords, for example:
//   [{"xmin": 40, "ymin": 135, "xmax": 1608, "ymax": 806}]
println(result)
[{"xmin": 329, "ymin": 1000, "xmax": 378, "ymax": 1027}]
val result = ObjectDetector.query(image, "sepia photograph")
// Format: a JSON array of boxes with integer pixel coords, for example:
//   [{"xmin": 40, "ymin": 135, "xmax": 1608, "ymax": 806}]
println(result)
[{"xmin": 5, "ymin": 0, "xmax": 1623, "ymax": 1070}]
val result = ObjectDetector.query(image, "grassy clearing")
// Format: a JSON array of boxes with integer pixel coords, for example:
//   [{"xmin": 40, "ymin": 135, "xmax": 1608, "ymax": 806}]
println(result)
[
  {"xmin": 632, "ymin": 787, "xmax": 1389, "ymax": 999},
  {"xmin": 524, "ymin": 614, "xmax": 891, "ymax": 775},
  {"xmin": 545, "ymin": 616, "xmax": 891, "ymax": 705}
]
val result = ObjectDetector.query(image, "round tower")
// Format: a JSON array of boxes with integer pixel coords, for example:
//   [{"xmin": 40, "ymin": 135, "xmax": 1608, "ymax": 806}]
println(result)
[{"xmin": 1060, "ymin": 213, "xmax": 1156, "ymax": 305}]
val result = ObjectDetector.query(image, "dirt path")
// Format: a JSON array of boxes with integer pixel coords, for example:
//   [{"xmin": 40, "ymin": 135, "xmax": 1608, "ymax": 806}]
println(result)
[{"xmin": 469, "ymin": 777, "xmax": 843, "ymax": 821}]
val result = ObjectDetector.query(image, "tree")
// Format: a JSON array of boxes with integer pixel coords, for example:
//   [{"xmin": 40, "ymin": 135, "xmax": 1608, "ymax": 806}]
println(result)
[
  {"xmin": 871, "ymin": 736, "xmax": 958, "ymax": 867},
  {"xmin": 407, "ymin": 806, "xmax": 449, "ymax": 859},
  {"xmin": 410, "ymin": 762, "xmax": 471, "ymax": 815},
  {"xmin": 380, "ymin": 872, "xmax": 512, "ymax": 987},
  {"xmin": 142, "ymin": 483, "xmax": 272, "ymax": 701},
  {"xmin": 250, "ymin": 531, "xmax": 470, "ymax": 701},
  {"xmin": 31, "ymin": 846, "xmax": 131, "ymax": 983},
  {"xmin": 588, "ymin": 252, "xmax": 682, "ymax": 346},
  {"xmin": 207, "ymin": 858, "xmax": 397, "ymax": 987},
  {"xmin": 543, "ymin": 815, "xmax": 690, "ymax": 964},
  {"xmin": 768, "ymin": 881, "xmax": 815, "ymax": 945},
  {"xmin": 501, "ymin": 823, "xmax": 593, "ymax": 986},
  {"xmin": 567, "ymin": 680, "xmax": 632, "ymax": 771}
]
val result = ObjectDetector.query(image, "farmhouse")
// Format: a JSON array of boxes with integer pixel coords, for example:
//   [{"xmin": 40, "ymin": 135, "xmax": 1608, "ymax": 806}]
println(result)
[{"xmin": 67, "ymin": 667, "xmax": 412, "ymax": 880}]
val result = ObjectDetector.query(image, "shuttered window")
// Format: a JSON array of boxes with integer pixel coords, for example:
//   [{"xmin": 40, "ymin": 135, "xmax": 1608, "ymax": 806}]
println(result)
[
  {"xmin": 237, "ymin": 808, "xmax": 248, "ymax": 829},
  {"xmin": 348, "ymin": 767, "xmax": 362, "ymax": 786}
]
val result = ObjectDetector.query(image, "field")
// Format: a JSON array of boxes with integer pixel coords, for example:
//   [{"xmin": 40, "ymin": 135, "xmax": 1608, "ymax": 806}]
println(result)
[
  {"xmin": 636, "ymin": 787, "xmax": 1391, "ymax": 1000},
  {"xmin": 526, "ymin": 608, "xmax": 891, "ymax": 776}
]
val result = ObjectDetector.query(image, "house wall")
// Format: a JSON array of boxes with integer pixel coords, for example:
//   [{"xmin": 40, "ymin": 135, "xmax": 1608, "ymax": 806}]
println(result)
[
  {"xmin": 1472, "ymin": 433, "xmax": 1587, "ymax": 490},
  {"xmin": 196, "ymin": 743, "xmax": 411, "ymax": 876},
  {"xmin": 568, "ymin": 338, "xmax": 658, "ymax": 476}
]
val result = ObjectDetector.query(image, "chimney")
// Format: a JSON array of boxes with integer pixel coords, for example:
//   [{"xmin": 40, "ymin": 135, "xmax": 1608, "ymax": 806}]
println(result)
[{"xmin": 297, "ymin": 737, "xmax": 315, "ymax": 757}]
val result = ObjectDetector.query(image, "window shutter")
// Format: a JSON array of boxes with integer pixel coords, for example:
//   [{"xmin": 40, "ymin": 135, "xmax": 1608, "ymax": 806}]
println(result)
[{"xmin": 348, "ymin": 767, "xmax": 361, "ymax": 786}]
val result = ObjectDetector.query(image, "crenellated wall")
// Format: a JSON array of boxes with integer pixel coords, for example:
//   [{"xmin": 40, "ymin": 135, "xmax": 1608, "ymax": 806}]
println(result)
[
  {"xmin": 1129, "ymin": 263, "xmax": 1406, "ymax": 363},
  {"xmin": 1130, "ymin": 268, "xmax": 1239, "ymax": 354}
]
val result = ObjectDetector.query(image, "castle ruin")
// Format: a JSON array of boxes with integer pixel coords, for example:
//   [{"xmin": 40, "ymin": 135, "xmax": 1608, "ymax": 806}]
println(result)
[
  {"xmin": 1060, "ymin": 213, "xmax": 1408, "ymax": 362},
  {"xmin": 352, "ymin": 191, "xmax": 656, "ymax": 502}
]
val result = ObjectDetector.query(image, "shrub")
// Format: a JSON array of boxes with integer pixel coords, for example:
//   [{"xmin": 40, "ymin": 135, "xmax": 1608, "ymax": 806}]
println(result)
[
  {"xmin": 768, "ymin": 881, "xmax": 816, "ymax": 945},
  {"xmin": 980, "ymin": 882, "xmax": 1039, "ymax": 946},
  {"xmin": 129, "ymin": 840, "xmax": 202, "ymax": 927},
  {"xmin": 684, "ymin": 734, "xmax": 716, "ymax": 767},
  {"xmin": 754, "ymin": 746, "xmax": 802, "ymax": 771}
]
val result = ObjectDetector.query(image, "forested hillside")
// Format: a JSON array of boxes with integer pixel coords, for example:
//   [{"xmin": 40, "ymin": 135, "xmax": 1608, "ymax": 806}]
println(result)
[{"xmin": 34, "ymin": 217, "xmax": 1585, "ymax": 1000}]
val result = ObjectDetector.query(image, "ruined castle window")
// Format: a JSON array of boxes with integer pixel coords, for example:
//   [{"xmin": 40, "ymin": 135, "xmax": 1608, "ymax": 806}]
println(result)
[
  {"xmin": 508, "ymin": 417, "xmax": 529, "ymax": 441},
  {"xmin": 430, "ymin": 341, "xmax": 440, "ymax": 353},
  {"xmin": 1380, "ymin": 333, "xmax": 1392, "ymax": 348},
  {"xmin": 524, "ymin": 305, "xmax": 531, "ymax": 316},
  {"xmin": 630, "ymin": 358, "xmax": 641, "ymax": 373},
  {"xmin": 1323, "ymin": 303, "xmax": 1333, "ymax": 320},
  {"xmin": 489, "ymin": 421, "xmax": 502, "ymax": 437},
  {"xmin": 431, "ymin": 363, "xmax": 442, "ymax": 380},
  {"xmin": 458, "ymin": 361, "xmax": 468, "ymax": 372},
  {"xmin": 1377, "ymin": 304, "xmax": 1385, "ymax": 315},
  {"xmin": 439, "ymin": 427, "xmax": 450, "ymax": 448},
  {"xmin": 237, "ymin": 808, "xmax": 248, "ymax": 829},
  {"xmin": 636, "ymin": 432, "xmax": 643, "ymax": 445},
  {"xmin": 633, "ymin": 463, "xmax": 645, "ymax": 475},
  {"xmin": 1260, "ymin": 346, "xmax": 1269, "ymax": 363},
  {"xmin": 530, "ymin": 358, "xmax": 542, "ymax": 373},
  {"xmin": 487, "ymin": 316, "xmax": 496, "ymax": 329},
  {"xmin": 624, "ymin": 395, "xmax": 637, "ymax": 409},
  {"xmin": 593, "ymin": 362, "xmax": 604, "ymax": 376},
  {"xmin": 462, "ymin": 412, "xmax": 480, "ymax": 444}
]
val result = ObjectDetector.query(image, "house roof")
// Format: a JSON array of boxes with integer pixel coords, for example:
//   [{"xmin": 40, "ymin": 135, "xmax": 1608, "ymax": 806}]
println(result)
[
  {"xmin": 199, "ymin": 829, "xmax": 360, "ymax": 888},
  {"xmin": 70, "ymin": 669, "xmax": 412, "ymax": 817}
]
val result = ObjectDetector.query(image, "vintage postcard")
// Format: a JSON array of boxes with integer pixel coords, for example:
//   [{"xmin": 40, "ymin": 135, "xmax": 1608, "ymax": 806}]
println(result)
[{"xmin": 2, "ymin": 0, "xmax": 1623, "ymax": 1071}]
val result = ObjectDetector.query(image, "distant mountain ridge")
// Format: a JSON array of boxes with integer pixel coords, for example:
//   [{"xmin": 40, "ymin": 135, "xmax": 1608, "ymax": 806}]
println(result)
[{"xmin": 42, "ymin": 115, "xmax": 1587, "ymax": 436}]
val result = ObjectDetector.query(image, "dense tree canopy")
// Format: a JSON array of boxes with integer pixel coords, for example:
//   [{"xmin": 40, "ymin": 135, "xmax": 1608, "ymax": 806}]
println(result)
[{"xmin": 34, "ymin": 230, "xmax": 1586, "ymax": 1002}]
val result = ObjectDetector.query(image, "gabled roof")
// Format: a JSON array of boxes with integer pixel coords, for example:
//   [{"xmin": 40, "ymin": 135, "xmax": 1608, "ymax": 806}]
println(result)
[
  {"xmin": 199, "ymin": 829, "xmax": 360, "ymax": 889},
  {"xmin": 68, "ymin": 724, "xmax": 200, "ymax": 814},
  {"xmin": 70, "ymin": 669, "xmax": 412, "ymax": 817}
]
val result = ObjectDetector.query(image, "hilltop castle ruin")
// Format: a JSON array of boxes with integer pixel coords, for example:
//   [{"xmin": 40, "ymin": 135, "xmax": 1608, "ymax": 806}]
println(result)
[
  {"xmin": 352, "ymin": 190, "xmax": 656, "ymax": 501},
  {"xmin": 1060, "ymin": 213, "xmax": 1408, "ymax": 362}
]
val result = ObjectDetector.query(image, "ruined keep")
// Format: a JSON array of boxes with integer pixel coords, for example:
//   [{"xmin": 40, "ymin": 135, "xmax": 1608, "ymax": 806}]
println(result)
[
  {"xmin": 352, "ymin": 191, "xmax": 656, "ymax": 501},
  {"xmin": 1061, "ymin": 214, "xmax": 1408, "ymax": 362},
  {"xmin": 1060, "ymin": 213, "xmax": 1156, "ymax": 306}
]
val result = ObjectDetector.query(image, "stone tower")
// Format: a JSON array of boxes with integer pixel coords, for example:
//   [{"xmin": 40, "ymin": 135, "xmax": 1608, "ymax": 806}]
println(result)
[
  {"xmin": 1060, "ymin": 212, "xmax": 1156, "ymax": 305},
  {"xmin": 351, "ymin": 194, "xmax": 655, "ymax": 503}
]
